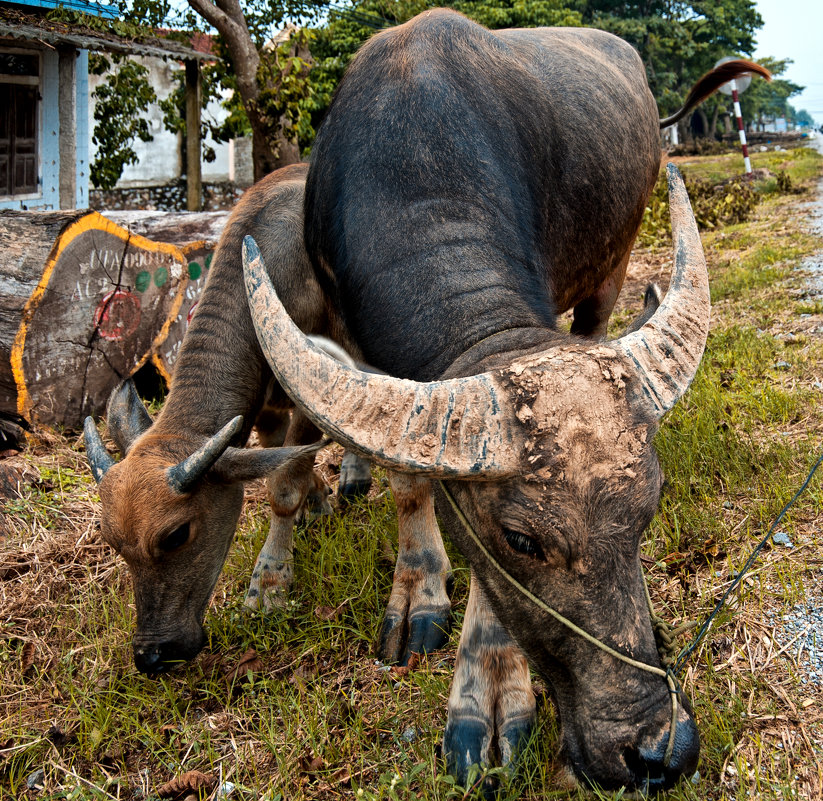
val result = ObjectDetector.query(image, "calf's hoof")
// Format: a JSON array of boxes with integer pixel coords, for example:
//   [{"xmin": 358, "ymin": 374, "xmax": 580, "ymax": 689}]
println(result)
[
  {"xmin": 300, "ymin": 483, "xmax": 334, "ymax": 521},
  {"xmin": 244, "ymin": 561, "xmax": 291, "ymax": 611},
  {"xmin": 377, "ymin": 605, "xmax": 451, "ymax": 666}
]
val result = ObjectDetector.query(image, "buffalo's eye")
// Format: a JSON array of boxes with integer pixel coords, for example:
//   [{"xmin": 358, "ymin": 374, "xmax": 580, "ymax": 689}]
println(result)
[
  {"xmin": 502, "ymin": 527, "xmax": 544, "ymax": 560},
  {"xmin": 158, "ymin": 523, "xmax": 190, "ymax": 553}
]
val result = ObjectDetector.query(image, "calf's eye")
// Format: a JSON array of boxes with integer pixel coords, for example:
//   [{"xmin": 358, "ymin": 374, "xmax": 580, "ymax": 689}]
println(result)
[
  {"xmin": 159, "ymin": 523, "xmax": 190, "ymax": 553},
  {"xmin": 502, "ymin": 527, "xmax": 544, "ymax": 560}
]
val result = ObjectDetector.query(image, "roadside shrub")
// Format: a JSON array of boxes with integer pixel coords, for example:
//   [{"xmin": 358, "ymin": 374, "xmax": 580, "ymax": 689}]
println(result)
[
  {"xmin": 669, "ymin": 137, "xmax": 734, "ymax": 157},
  {"xmin": 638, "ymin": 174, "xmax": 759, "ymax": 248}
]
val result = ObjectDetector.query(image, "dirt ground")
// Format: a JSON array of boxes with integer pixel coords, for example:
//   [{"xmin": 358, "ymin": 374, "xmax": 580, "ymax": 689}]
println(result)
[{"xmin": 2, "ymin": 149, "xmax": 823, "ymax": 800}]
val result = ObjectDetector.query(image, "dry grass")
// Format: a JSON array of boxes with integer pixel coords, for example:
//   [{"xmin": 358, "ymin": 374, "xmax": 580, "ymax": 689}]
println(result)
[{"xmin": 2, "ymin": 147, "xmax": 823, "ymax": 800}]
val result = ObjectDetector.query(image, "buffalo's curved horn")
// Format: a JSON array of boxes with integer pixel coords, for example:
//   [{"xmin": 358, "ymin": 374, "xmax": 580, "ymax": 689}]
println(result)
[
  {"xmin": 106, "ymin": 379, "xmax": 153, "ymax": 455},
  {"xmin": 166, "ymin": 415, "xmax": 245, "ymax": 494},
  {"xmin": 615, "ymin": 164, "xmax": 710, "ymax": 418},
  {"xmin": 242, "ymin": 237, "xmax": 519, "ymax": 478},
  {"xmin": 84, "ymin": 416, "xmax": 115, "ymax": 484}
]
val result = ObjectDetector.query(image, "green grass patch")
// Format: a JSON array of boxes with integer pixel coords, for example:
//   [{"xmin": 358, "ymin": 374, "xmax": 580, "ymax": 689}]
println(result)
[{"xmin": 2, "ymin": 149, "xmax": 823, "ymax": 800}]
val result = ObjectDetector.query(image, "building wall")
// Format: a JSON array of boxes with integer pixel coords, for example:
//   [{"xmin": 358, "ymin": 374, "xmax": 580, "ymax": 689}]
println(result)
[
  {"xmin": 87, "ymin": 56, "xmax": 250, "ymax": 189},
  {"xmin": 0, "ymin": 45, "xmax": 89, "ymax": 210},
  {"xmin": 75, "ymin": 49, "xmax": 89, "ymax": 208}
]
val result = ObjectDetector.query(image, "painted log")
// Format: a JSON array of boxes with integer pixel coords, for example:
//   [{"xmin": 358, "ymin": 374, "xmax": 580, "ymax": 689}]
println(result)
[
  {"xmin": 0, "ymin": 209, "xmax": 230, "ymax": 433},
  {"xmin": 106, "ymin": 211, "xmax": 229, "ymax": 382}
]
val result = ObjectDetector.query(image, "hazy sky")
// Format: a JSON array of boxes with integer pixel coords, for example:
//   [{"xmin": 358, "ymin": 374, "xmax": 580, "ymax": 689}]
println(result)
[{"xmin": 754, "ymin": 0, "xmax": 823, "ymax": 124}]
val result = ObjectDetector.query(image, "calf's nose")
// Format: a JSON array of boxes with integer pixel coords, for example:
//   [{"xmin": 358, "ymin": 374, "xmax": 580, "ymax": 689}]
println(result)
[{"xmin": 625, "ymin": 714, "xmax": 700, "ymax": 792}]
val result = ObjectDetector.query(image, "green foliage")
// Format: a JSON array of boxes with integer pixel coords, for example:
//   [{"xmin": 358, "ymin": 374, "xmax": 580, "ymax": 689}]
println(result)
[
  {"xmin": 639, "ymin": 172, "xmax": 759, "ymax": 248},
  {"xmin": 576, "ymin": 0, "xmax": 763, "ymax": 120},
  {"xmin": 256, "ymin": 28, "xmax": 318, "ymax": 149},
  {"xmin": 738, "ymin": 57, "xmax": 803, "ymax": 127},
  {"xmin": 88, "ymin": 55, "xmax": 157, "ymax": 190},
  {"xmin": 158, "ymin": 56, "xmax": 246, "ymax": 164}
]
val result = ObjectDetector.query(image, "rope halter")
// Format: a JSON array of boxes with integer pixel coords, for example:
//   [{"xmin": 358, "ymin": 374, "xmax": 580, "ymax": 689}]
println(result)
[{"xmin": 438, "ymin": 480, "xmax": 683, "ymax": 768}]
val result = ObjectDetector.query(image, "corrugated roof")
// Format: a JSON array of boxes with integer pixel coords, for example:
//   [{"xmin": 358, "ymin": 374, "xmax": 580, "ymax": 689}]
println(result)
[
  {"xmin": 0, "ymin": 7, "xmax": 215, "ymax": 60},
  {"xmin": 5, "ymin": 0, "xmax": 118, "ymax": 21}
]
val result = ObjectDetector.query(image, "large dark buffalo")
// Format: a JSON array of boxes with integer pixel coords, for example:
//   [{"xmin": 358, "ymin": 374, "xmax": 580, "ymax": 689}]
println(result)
[{"xmin": 242, "ymin": 9, "xmax": 768, "ymax": 794}]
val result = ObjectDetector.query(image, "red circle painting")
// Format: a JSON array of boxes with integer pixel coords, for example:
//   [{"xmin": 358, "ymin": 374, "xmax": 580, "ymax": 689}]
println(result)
[{"xmin": 93, "ymin": 289, "xmax": 142, "ymax": 341}]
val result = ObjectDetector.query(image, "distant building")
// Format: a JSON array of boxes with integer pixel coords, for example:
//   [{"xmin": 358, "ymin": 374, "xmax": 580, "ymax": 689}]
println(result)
[
  {"xmin": 88, "ymin": 43, "xmax": 254, "ymax": 193},
  {"xmin": 0, "ymin": 0, "xmax": 211, "ymax": 211}
]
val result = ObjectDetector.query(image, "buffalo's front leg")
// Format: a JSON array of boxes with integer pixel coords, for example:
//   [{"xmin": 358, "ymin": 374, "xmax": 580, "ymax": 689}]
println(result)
[
  {"xmin": 443, "ymin": 573, "xmax": 536, "ymax": 790},
  {"xmin": 378, "ymin": 473, "xmax": 452, "ymax": 665},
  {"xmin": 338, "ymin": 450, "xmax": 372, "ymax": 501}
]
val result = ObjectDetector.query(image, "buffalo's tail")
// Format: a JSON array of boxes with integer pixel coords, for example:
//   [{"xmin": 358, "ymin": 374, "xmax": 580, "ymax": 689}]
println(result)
[{"xmin": 659, "ymin": 59, "xmax": 771, "ymax": 129}]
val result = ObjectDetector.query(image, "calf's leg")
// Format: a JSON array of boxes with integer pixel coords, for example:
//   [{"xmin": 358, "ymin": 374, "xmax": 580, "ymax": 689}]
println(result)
[
  {"xmin": 245, "ymin": 411, "xmax": 330, "ymax": 610},
  {"xmin": 377, "ymin": 473, "xmax": 452, "ymax": 665},
  {"xmin": 443, "ymin": 574, "xmax": 536, "ymax": 791}
]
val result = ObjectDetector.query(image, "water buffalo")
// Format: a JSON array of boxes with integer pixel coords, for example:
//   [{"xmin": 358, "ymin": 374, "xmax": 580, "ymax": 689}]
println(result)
[
  {"xmin": 241, "ymin": 9, "xmax": 767, "ymax": 793},
  {"xmin": 83, "ymin": 163, "xmax": 373, "ymax": 672}
]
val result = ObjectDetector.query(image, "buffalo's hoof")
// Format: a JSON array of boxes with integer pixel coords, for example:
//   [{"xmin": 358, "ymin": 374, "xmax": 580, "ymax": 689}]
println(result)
[
  {"xmin": 377, "ymin": 606, "xmax": 451, "ymax": 666},
  {"xmin": 443, "ymin": 714, "xmax": 533, "ymax": 797},
  {"xmin": 338, "ymin": 451, "xmax": 372, "ymax": 501}
]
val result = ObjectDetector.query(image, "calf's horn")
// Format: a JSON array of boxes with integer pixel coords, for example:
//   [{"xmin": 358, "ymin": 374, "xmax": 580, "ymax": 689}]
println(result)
[
  {"xmin": 84, "ymin": 416, "xmax": 115, "ymax": 484},
  {"xmin": 614, "ymin": 164, "xmax": 710, "ymax": 418},
  {"xmin": 243, "ymin": 237, "xmax": 519, "ymax": 478},
  {"xmin": 166, "ymin": 415, "xmax": 245, "ymax": 494},
  {"xmin": 106, "ymin": 379, "xmax": 153, "ymax": 455}
]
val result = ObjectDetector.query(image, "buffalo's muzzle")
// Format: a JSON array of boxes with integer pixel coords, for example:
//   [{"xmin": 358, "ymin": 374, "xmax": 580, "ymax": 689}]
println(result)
[{"xmin": 621, "ymin": 714, "xmax": 700, "ymax": 794}]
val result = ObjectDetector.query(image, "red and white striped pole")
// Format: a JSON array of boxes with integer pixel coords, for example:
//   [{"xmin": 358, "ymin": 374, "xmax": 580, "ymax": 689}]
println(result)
[{"xmin": 730, "ymin": 78, "xmax": 752, "ymax": 175}]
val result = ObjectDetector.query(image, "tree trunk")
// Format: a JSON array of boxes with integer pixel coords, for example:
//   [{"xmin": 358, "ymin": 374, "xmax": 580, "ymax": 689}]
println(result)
[
  {"xmin": 0, "ymin": 209, "xmax": 229, "ymax": 433},
  {"xmin": 184, "ymin": 0, "xmax": 305, "ymax": 183},
  {"xmin": 710, "ymin": 104, "xmax": 721, "ymax": 140},
  {"xmin": 696, "ymin": 107, "xmax": 710, "ymax": 138}
]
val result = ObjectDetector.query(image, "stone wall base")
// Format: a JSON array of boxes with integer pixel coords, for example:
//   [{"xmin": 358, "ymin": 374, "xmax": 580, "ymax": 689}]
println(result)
[{"xmin": 90, "ymin": 180, "xmax": 244, "ymax": 212}]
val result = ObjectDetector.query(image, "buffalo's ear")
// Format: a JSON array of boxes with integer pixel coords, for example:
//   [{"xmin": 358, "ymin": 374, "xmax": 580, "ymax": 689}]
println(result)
[
  {"xmin": 620, "ymin": 283, "xmax": 662, "ymax": 337},
  {"xmin": 210, "ymin": 441, "xmax": 327, "ymax": 484}
]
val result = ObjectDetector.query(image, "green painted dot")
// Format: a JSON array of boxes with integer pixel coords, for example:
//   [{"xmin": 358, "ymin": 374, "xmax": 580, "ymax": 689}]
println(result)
[
  {"xmin": 135, "ymin": 270, "xmax": 151, "ymax": 292},
  {"xmin": 204, "ymin": 253, "xmax": 213, "ymax": 270},
  {"xmin": 188, "ymin": 261, "xmax": 202, "ymax": 280},
  {"xmin": 154, "ymin": 267, "xmax": 168, "ymax": 288}
]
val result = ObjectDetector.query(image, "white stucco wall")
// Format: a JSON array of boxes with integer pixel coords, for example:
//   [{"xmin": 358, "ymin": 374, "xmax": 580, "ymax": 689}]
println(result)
[{"xmin": 87, "ymin": 55, "xmax": 241, "ymax": 188}]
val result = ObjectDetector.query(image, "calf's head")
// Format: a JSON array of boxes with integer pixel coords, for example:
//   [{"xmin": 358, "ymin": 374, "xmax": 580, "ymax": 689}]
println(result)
[
  {"xmin": 85, "ymin": 382, "xmax": 320, "ymax": 674},
  {"xmin": 243, "ymin": 165, "xmax": 706, "ymax": 791}
]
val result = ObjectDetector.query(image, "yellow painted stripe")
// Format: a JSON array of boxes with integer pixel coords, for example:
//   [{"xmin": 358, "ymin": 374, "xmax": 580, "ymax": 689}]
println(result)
[{"xmin": 11, "ymin": 211, "xmax": 186, "ymax": 418}]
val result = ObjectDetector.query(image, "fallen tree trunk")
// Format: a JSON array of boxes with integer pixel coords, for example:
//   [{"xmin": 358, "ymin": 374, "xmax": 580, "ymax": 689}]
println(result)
[{"xmin": 0, "ymin": 209, "xmax": 230, "ymax": 436}]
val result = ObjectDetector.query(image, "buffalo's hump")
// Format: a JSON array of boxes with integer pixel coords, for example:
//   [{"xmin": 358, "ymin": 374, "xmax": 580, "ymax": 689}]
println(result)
[{"xmin": 305, "ymin": 9, "xmax": 660, "ymax": 380}]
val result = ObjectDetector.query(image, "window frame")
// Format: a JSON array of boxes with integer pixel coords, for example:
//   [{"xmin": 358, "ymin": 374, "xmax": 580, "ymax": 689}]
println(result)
[{"xmin": 0, "ymin": 46, "xmax": 42, "ymax": 201}]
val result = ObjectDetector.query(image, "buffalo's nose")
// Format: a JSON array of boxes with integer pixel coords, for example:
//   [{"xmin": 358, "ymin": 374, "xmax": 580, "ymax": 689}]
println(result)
[{"xmin": 624, "ymin": 715, "xmax": 700, "ymax": 793}]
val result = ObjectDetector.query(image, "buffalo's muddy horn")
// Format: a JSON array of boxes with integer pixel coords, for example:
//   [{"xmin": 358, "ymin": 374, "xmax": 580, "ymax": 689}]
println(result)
[
  {"xmin": 166, "ymin": 415, "xmax": 245, "ymax": 494},
  {"xmin": 242, "ymin": 236, "xmax": 520, "ymax": 478},
  {"xmin": 84, "ymin": 416, "xmax": 115, "ymax": 484},
  {"xmin": 106, "ymin": 379, "xmax": 153, "ymax": 455},
  {"xmin": 615, "ymin": 164, "xmax": 710, "ymax": 419}
]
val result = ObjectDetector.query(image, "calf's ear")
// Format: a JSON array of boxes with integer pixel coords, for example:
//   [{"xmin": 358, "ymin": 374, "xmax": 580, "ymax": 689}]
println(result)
[
  {"xmin": 209, "ymin": 440, "xmax": 328, "ymax": 483},
  {"xmin": 620, "ymin": 283, "xmax": 662, "ymax": 337},
  {"xmin": 106, "ymin": 379, "xmax": 153, "ymax": 455}
]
